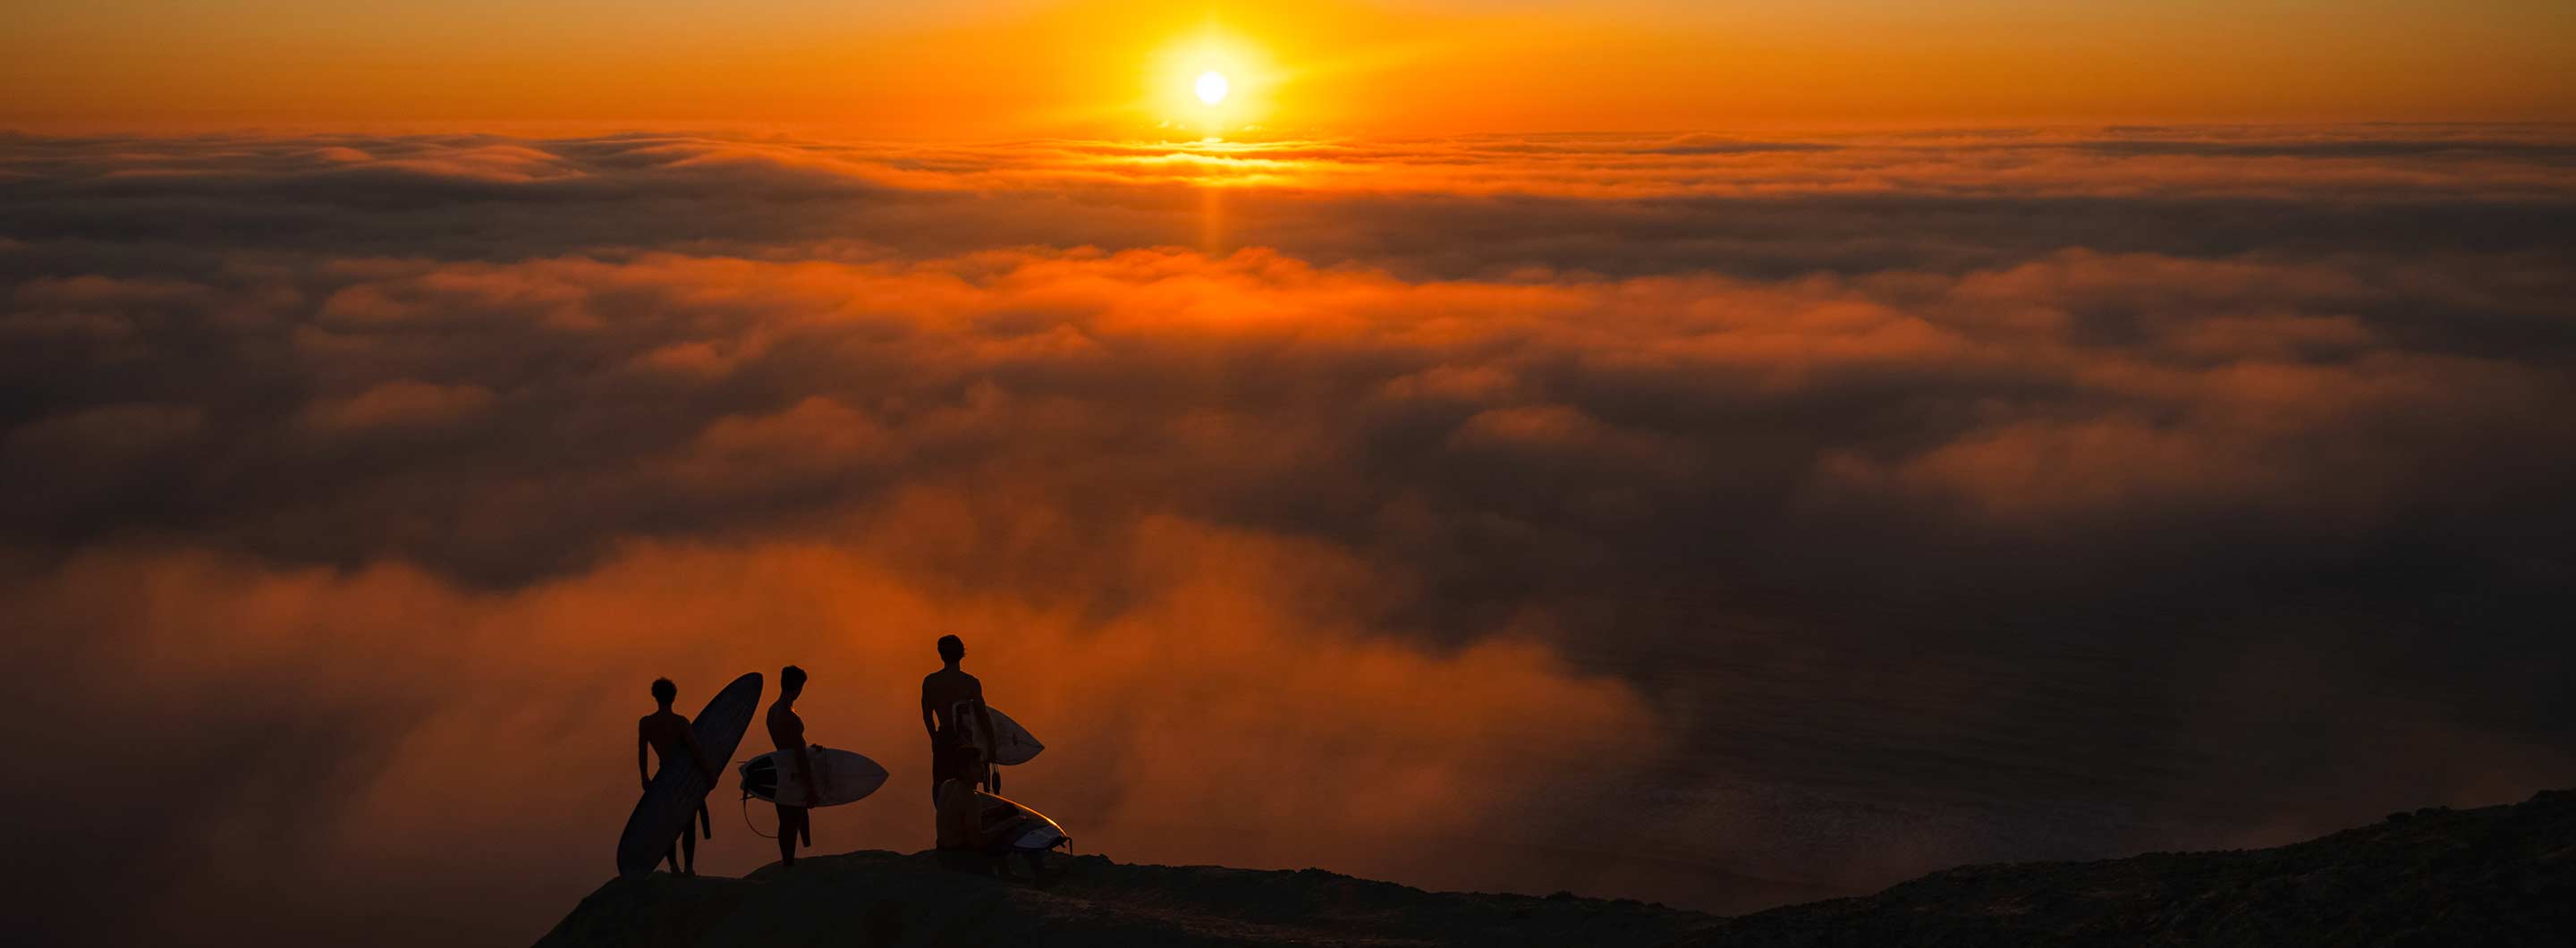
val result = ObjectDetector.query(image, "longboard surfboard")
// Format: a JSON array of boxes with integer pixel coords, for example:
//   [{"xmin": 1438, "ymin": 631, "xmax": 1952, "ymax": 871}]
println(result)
[
  {"xmin": 739, "ymin": 746, "xmax": 890, "ymax": 808},
  {"xmin": 614, "ymin": 672, "xmax": 762, "ymax": 878}
]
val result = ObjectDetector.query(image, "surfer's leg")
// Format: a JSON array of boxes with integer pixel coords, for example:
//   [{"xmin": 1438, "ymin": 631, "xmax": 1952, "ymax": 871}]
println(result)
[
  {"xmin": 775, "ymin": 803, "xmax": 803, "ymax": 866},
  {"xmin": 679, "ymin": 820, "xmax": 697, "ymax": 875}
]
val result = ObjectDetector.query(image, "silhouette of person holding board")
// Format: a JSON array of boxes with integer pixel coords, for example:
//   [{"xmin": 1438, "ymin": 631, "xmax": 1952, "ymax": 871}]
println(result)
[
  {"xmin": 766, "ymin": 664, "xmax": 827, "ymax": 868},
  {"xmin": 921, "ymin": 635, "xmax": 997, "ymax": 798},
  {"xmin": 637, "ymin": 677, "xmax": 716, "ymax": 875}
]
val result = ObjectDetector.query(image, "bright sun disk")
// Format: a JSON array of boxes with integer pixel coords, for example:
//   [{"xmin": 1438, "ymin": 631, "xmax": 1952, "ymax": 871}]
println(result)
[{"xmin": 1196, "ymin": 71, "xmax": 1230, "ymax": 106}]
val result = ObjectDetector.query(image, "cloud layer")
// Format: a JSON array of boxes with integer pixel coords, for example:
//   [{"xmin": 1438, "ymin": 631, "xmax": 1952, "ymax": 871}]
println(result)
[{"xmin": 4, "ymin": 127, "xmax": 2574, "ymax": 945}]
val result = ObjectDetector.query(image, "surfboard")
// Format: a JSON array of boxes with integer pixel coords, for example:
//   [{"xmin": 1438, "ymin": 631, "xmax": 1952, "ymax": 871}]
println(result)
[
  {"xmin": 973, "ymin": 789, "xmax": 1071, "ymax": 852},
  {"xmin": 738, "ymin": 746, "xmax": 890, "ymax": 808},
  {"xmin": 953, "ymin": 699, "xmax": 1044, "ymax": 766},
  {"xmin": 615, "ymin": 672, "xmax": 762, "ymax": 878}
]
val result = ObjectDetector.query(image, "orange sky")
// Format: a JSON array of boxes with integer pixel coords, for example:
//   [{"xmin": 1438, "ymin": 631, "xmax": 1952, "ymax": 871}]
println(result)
[
  {"xmin": 8, "ymin": 92, "xmax": 2576, "ymax": 941},
  {"xmin": 6, "ymin": 0, "xmax": 2572, "ymax": 134}
]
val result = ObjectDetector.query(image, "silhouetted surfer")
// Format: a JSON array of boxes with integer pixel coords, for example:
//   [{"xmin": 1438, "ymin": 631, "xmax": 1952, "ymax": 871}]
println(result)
[
  {"xmin": 636, "ymin": 677, "xmax": 716, "ymax": 875},
  {"xmin": 935, "ymin": 746, "xmax": 1063, "ymax": 883},
  {"xmin": 934, "ymin": 746, "xmax": 995, "ymax": 867},
  {"xmin": 766, "ymin": 664, "xmax": 826, "ymax": 868},
  {"xmin": 921, "ymin": 635, "xmax": 997, "ymax": 797}
]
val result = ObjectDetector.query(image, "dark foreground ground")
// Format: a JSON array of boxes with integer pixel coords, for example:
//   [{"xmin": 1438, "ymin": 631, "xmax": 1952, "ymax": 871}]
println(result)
[{"xmin": 539, "ymin": 789, "xmax": 2574, "ymax": 947}]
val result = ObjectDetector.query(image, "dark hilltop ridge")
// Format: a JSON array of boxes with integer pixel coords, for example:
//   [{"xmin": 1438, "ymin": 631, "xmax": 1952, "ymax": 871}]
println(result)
[{"xmin": 540, "ymin": 789, "xmax": 2575, "ymax": 947}]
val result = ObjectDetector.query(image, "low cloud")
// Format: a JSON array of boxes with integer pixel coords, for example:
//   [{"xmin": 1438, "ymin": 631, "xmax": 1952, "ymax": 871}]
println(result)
[
  {"xmin": 4, "ymin": 509, "xmax": 1654, "ymax": 944},
  {"xmin": 301, "ymin": 379, "xmax": 496, "ymax": 432},
  {"xmin": 3, "ymin": 126, "xmax": 2572, "ymax": 945}
]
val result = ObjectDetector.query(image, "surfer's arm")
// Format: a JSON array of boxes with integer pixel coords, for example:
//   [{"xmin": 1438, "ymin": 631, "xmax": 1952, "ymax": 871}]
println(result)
[
  {"xmin": 972, "ymin": 688, "xmax": 998, "ymax": 789},
  {"xmin": 921, "ymin": 688, "xmax": 939, "ymax": 741},
  {"xmin": 973, "ymin": 698, "xmax": 997, "ymax": 758},
  {"xmin": 794, "ymin": 744, "xmax": 823, "ymax": 798},
  {"xmin": 635, "ymin": 726, "xmax": 650, "ymax": 791}
]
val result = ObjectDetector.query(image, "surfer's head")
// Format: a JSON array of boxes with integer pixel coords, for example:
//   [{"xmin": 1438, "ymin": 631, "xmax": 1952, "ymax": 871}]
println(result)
[
  {"xmin": 649, "ymin": 677, "xmax": 676, "ymax": 707},
  {"xmin": 937, "ymin": 634, "xmax": 965, "ymax": 664},
  {"xmin": 780, "ymin": 664, "xmax": 807, "ymax": 698}
]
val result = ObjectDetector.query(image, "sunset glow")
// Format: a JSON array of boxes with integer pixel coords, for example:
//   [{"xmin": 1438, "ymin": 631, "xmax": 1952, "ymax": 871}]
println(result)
[
  {"xmin": 6, "ymin": 1, "xmax": 2570, "ymax": 134},
  {"xmin": 5, "ymin": 3, "xmax": 2574, "ymax": 947}
]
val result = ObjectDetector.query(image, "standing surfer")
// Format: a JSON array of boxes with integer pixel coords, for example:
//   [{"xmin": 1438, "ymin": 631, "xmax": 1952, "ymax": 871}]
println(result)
[
  {"xmin": 636, "ymin": 677, "xmax": 717, "ymax": 875},
  {"xmin": 766, "ymin": 664, "xmax": 827, "ymax": 868},
  {"xmin": 920, "ymin": 635, "xmax": 998, "ymax": 797}
]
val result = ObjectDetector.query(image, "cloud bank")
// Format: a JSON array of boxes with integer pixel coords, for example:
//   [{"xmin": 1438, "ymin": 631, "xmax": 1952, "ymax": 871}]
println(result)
[{"xmin": 4, "ymin": 127, "xmax": 2573, "ymax": 945}]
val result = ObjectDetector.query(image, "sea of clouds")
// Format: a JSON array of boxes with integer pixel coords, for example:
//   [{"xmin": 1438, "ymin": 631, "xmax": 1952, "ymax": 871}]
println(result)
[{"xmin": 4, "ymin": 126, "xmax": 2572, "ymax": 945}]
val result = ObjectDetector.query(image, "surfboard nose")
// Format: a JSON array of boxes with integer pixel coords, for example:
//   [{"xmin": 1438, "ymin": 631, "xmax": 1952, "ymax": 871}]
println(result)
[{"xmin": 737, "ymin": 757, "xmax": 778, "ymax": 800}]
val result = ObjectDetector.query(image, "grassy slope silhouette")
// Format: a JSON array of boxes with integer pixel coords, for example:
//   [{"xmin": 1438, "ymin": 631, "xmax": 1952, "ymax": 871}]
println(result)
[{"xmin": 538, "ymin": 789, "xmax": 2574, "ymax": 947}]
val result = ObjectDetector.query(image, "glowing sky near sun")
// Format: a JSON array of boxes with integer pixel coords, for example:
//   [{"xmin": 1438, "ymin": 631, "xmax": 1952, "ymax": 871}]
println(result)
[{"xmin": 4, "ymin": 0, "xmax": 2571, "ymax": 133}]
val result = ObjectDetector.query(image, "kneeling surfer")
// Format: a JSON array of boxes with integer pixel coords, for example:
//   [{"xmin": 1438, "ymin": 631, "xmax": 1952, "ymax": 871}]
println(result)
[
  {"xmin": 935, "ymin": 747, "xmax": 1059, "ymax": 883},
  {"xmin": 934, "ymin": 746, "xmax": 989, "ymax": 856}
]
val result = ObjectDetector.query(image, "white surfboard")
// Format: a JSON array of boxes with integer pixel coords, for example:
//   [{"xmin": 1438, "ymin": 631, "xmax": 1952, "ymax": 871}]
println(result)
[
  {"xmin": 738, "ymin": 746, "xmax": 889, "ymax": 808},
  {"xmin": 953, "ymin": 699, "xmax": 1044, "ymax": 766}
]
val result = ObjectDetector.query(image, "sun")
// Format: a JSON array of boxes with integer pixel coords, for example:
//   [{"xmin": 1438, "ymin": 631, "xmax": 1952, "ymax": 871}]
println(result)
[{"xmin": 1148, "ymin": 30, "xmax": 1275, "ymax": 134}]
